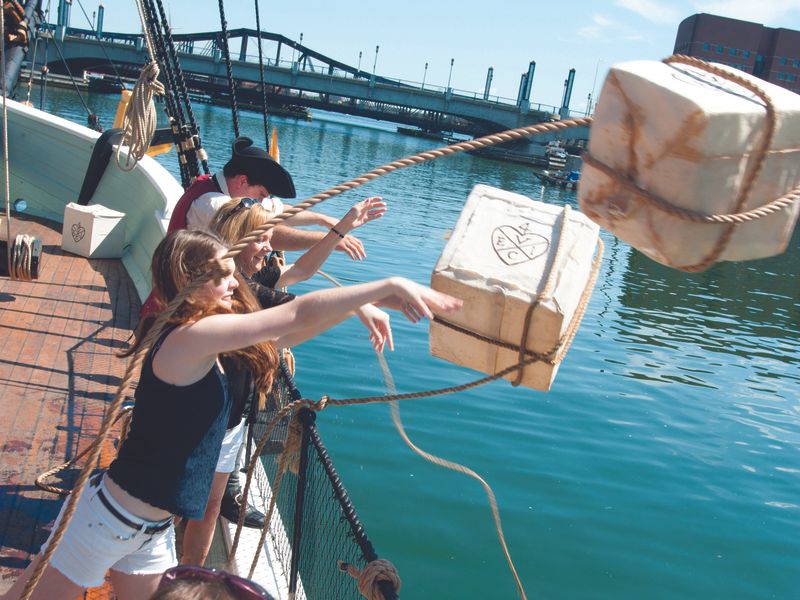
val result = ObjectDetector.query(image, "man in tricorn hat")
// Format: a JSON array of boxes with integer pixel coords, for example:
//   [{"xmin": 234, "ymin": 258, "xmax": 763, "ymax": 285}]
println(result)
[{"xmin": 167, "ymin": 136, "xmax": 366, "ymax": 259}]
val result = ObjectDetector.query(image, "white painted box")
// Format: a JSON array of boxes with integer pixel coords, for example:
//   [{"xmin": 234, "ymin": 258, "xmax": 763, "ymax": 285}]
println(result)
[
  {"xmin": 430, "ymin": 185, "xmax": 600, "ymax": 391},
  {"xmin": 579, "ymin": 59, "xmax": 800, "ymax": 270},
  {"xmin": 62, "ymin": 202, "xmax": 126, "ymax": 258}
]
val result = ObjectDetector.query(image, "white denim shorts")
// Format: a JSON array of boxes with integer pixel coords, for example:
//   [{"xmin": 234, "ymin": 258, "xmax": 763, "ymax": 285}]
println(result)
[
  {"xmin": 215, "ymin": 418, "xmax": 246, "ymax": 473},
  {"xmin": 42, "ymin": 474, "xmax": 177, "ymax": 588}
]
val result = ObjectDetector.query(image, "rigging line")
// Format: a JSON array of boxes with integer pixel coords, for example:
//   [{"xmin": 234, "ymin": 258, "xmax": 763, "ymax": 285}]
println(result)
[
  {"xmin": 72, "ymin": 0, "xmax": 127, "ymax": 88},
  {"xmin": 23, "ymin": 33, "xmax": 39, "ymax": 105},
  {"xmin": 47, "ymin": 33, "xmax": 94, "ymax": 117},
  {"xmin": 138, "ymin": 0, "xmax": 192, "ymax": 187},
  {"xmin": 216, "ymin": 0, "xmax": 240, "ymax": 138},
  {"xmin": 253, "ymin": 0, "xmax": 270, "ymax": 147},
  {"xmin": 132, "ymin": 0, "xmax": 157, "ymax": 63},
  {"xmin": 152, "ymin": 0, "xmax": 209, "ymax": 175},
  {"xmin": 2, "ymin": 0, "xmax": 11, "ymax": 278}
]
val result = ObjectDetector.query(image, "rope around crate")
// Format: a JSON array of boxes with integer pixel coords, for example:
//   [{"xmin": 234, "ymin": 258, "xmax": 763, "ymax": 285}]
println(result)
[
  {"xmin": 582, "ymin": 54, "xmax": 796, "ymax": 273},
  {"xmin": 231, "ymin": 237, "xmax": 604, "ymax": 600}
]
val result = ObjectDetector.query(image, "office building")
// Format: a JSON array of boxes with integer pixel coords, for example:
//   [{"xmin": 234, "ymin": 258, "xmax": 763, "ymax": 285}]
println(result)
[{"xmin": 674, "ymin": 13, "xmax": 800, "ymax": 94}]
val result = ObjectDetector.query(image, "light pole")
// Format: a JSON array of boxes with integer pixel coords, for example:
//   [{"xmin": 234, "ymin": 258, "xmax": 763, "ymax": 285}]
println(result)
[
  {"xmin": 447, "ymin": 58, "xmax": 454, "ymax": 90},
  {"xmin": 422, "ymin": 62, "xmax": 428, "ymax": 89},
  {"xmin": 372, "ymin": 45, "xmax": 380, "ymax": 77},
  {"xmin": 589, "ymin": 59, "xmax": 604, "ymax": 114},
  {"xmin": 357, "ymin": 51, "xmax": 362, "ymax": 72}
]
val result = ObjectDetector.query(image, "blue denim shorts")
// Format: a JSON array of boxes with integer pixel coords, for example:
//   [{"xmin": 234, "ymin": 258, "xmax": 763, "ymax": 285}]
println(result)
[{"xmin": 41, "ymin": 473, "xmax": 177, "ymax": 588}]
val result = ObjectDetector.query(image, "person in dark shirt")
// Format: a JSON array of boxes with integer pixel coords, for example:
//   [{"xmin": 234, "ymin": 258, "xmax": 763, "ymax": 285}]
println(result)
[
  {"xmin": 178, "ymin": 196, "xmax": 392, "ymax": 566},
  {"xmin": 6, "ymin": 228, "xmax": 461, "ymax": 600}
]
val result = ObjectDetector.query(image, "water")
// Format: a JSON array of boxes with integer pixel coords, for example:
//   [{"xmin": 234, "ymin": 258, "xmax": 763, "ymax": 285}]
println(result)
[{"xmin": 35, "ymin": 87, "xmax": 800, "ymax": 599}]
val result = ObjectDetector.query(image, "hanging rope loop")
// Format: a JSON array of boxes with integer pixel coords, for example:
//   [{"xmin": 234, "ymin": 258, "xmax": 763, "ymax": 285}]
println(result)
[{"xmin": 115, "ymin": 60, "xmax": 165, "ymax": 171}]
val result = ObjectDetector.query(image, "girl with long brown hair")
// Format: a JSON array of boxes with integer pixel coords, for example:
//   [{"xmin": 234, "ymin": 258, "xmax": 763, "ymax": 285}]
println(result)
[{"xmin": 4, "ymin": 229, "xmax": 460, "ymax": 600}]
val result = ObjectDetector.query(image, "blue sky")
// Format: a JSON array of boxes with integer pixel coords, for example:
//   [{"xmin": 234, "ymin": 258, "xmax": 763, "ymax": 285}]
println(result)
[{"xmin": 73, "ymin": 1, "xmax": 800, "ymax": 113}]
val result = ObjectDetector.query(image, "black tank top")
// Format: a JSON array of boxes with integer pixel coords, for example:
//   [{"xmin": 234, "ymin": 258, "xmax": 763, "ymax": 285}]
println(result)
[{"xmin": 108, "ymin": 326, "xmax": 231, "ymax": 519}]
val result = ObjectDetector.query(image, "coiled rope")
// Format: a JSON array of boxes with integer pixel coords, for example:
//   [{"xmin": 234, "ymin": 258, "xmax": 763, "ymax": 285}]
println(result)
[
  {"xmin": 115, "ymin": 1, "xmax": 164, "ymax": 171},
  {"xmin": 115, "ymin": 60, "xmax": 165, "ymax": 171},
  {"xmin": 339, "ymin": 559, "xmax": 402, "ymax": 600}
]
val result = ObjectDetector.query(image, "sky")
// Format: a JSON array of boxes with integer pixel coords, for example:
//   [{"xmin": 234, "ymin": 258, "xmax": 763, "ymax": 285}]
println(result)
[{"xmin": 62, "ymin": 0, "xmax": 800, "ymax": 113}]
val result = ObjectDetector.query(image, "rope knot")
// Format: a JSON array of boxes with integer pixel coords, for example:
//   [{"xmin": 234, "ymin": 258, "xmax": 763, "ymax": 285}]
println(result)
[
  {"xmin": 339, "ymin": 559, "xmax": 401, "ymax": 600},
  {"xmin": 276, "ymin": 413, "xmax": 303, "ymax": 475}
]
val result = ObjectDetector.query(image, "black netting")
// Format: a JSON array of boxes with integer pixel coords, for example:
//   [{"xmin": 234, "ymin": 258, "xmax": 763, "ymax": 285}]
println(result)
[{"xmin": 249, "ymin": 360, "xmax": 397, "ymax": 599}]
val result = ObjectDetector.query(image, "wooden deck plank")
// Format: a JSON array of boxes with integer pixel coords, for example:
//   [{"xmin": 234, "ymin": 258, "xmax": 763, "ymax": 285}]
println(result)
[{"xmin": 0, "ymin": 214, "xmax": 141, "ymax": 597}]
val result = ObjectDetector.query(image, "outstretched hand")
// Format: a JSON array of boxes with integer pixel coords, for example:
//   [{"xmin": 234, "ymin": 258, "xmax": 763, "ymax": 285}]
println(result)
[
  {"xmin": 378, "ymin": 277, "xmax": 463, "ymax": 323},
  {"xmin": 356, "ymin": 304, "xmax": 394, "ymax": 353},
  {"xmin": 335, "ymin": 235, "xmax": 366, "ymax": 260},
  {"xmin": 346, "ymin": 196, "xmax": 387, "ymax": 229},
  {"xmin": 333, "ymin": 197, "xmax": 386, "ymax": 261}
]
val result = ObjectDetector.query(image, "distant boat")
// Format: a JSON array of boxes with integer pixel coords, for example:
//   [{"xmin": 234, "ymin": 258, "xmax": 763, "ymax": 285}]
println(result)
[
  {"xmin": 397, "ymin": 126, "xmax": 447, "ymax": 141},
  {"xmin": 534, "ymin": 169, "xmax": 581, "ymax": 189},
  {"xmin": 86, "ymin": 72, "xmax": 126, "ymax": 93}
]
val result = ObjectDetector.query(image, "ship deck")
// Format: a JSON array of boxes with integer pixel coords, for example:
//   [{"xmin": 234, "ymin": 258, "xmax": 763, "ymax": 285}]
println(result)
[
  {"xmin": 0, "ymin": 214, "xmax": 139, "ymax": 595},
  {"xmin": 0, "ymin": 214, "xmax": 231, "ymax": 597}
]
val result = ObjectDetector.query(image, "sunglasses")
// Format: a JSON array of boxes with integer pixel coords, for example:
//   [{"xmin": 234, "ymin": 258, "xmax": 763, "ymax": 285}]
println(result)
[
  {"xmin": 234, "ymin": 197, "xmax": 259, "ymax": 211},
  {"xmin": 158, "ymin": 566, "xmax": 275, "ymax": 599}
]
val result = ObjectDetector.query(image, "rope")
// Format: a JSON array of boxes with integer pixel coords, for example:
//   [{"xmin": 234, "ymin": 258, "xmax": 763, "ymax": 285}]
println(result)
[
  {"xmin": 339, "ymin": 559, "xmax": 401, "ymax": 600},
  {"xmin": 216, "ymin": 0, "xmax": 240, "ymax": 138},
  {"xmin": 380, "ymin": 356, "xmax": 525, "ymax": 598},
  {"xmin": 151, "ymin": 0, "xmax": 209, "ymax": 176},
  {"xmin": 133, "ymin": 0, "xmax": 157, "ymax": 63},
  {"xmin": 2, "ymin": 3, "xmax": 11, "ymax": 279},
  {"xmin": 253, "ymin": 0, "xmax": 270, "ymax": 147},
  {"xmin": 232, "ymin": 238, "xmax": 603, "ymax": 593},
  {"xmin": 35, "ymin": 407, "xmax": 133, "ymax": 495},
  {"xmin": 23, "ymin": 116, "xmax": 591, "ymax": 599},
  {"xmin": 10, "ymin": 234, "xmax": 34, "ymax": 281},
  {"xmin": 245, "ymin": 412, "xmax": 302, "ymax": 579},
  {"xmin": 582, "ymin": 154, "xmax": 800, "ymax": 224},
  {"xmin": 44, "ymin": 32, "xmax": 94, "ymax": 118},
  {"xmin": 115, "ymin": 61, "xmax": 165, "ymax": 171},
  {"xmin": 73, "ymin": 0, "xmax": 127, "ymax": 88},
  {"xmin": 513, "ymin": 204, "xmax": 570, "ymax": 387},
  {"xmin": 23, "ymin": 32, "xmax": 39, "ymax": 105},
  {"xmin": 139, "ymin": 0, "xmax": 193, "ymax": 187}
]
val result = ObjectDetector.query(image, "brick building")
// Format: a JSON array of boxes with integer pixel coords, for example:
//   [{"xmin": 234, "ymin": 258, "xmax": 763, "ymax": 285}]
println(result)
[{"xmin": 674, "ymin": 13, "xmax": 800, "ymax": 94}]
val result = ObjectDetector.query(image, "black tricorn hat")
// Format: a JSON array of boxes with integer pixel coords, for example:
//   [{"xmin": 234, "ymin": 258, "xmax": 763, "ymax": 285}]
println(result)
[{"xmin": 223, "ymin": 136, "xmax": 296, "ymax": 198}]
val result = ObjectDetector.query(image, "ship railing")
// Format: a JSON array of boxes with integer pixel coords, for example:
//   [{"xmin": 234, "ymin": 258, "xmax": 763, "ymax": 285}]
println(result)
[{"xmin": 246, "ymin": 357, "xmax": 398, "ymax": 600}]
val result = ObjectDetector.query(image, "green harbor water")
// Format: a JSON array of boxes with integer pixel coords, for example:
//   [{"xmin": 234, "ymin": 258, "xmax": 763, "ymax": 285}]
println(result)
[{"xmin": 36, "ymin": 87, "xmax": 799, "ymax": 599}]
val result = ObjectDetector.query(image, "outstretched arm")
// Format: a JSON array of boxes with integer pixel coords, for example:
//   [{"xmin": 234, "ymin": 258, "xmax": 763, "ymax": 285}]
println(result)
[
  {"xmin": 162, "ymin": 278, "xmax": 460, "ymax": 371},
  {"xmin": 281, "ymin": 205, "xmax": 338, "ymax": 228},
  {"xmin": 276, "ymin": 197, "xmax": 386, "ymax": 287}
]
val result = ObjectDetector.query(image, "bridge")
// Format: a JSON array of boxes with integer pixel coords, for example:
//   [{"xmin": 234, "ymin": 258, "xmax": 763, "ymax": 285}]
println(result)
[{"xmin": 30, "ymin": 25, "xmax": 591, "ymax": 159}]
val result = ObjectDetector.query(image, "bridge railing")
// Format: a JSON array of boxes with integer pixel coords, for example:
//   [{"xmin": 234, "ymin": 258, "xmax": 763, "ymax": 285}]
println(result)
[{"xmin": 59, "ymin": 25, "xmax": 565, "ymax": 116}]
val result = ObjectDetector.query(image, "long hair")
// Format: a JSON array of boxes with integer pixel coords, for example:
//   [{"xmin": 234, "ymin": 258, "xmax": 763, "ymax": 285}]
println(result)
[
  {"xmin": 208, "ymin": 197, "xmax": 275, "ymax": 272},
  {"xmin": 124, "ymin": 229, "xmax": 278, "ymax": 393}
]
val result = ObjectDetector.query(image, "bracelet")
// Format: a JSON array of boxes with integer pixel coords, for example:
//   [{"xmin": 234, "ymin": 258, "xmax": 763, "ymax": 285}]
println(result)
[{"xmin": 330, "ymin": 226, "xmax": 345, "ymax": 239}]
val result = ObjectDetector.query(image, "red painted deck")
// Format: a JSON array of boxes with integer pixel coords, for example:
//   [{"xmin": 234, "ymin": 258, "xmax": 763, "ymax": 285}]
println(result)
[{"xmin": 0, "ymin": 214, "xmax": 140, "ymax": 596}]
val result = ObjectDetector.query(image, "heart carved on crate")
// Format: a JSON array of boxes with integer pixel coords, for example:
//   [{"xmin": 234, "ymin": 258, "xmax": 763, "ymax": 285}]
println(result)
[
  {"xmin": 491, "ymin": 224, "xmax": 550, "ymax": 266},
  {"xmin": 71, "ymin": 222, "xmax": 86, "ymax": 243}
]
